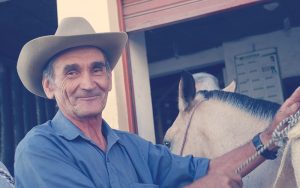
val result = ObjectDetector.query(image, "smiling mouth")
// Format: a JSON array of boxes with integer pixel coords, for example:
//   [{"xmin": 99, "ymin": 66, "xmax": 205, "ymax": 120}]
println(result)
[{"xmin": 77, "ymin": 96, "xmax": 100, "ymax": 101}]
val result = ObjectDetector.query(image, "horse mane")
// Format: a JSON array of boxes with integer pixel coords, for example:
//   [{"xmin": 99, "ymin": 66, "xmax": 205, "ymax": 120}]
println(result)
[{"xmin": 199, "ymin": 90, "xmax": 280, "ymax": 119}]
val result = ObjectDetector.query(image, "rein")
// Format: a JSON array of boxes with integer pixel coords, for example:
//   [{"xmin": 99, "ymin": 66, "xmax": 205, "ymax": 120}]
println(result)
[
  {"xmin": 179, "ymin": 100, "xmax": 204, "ymax": 156},
  {"xmin": 236, "ymin": 109, "xmax": 300, "ymax": 173}
]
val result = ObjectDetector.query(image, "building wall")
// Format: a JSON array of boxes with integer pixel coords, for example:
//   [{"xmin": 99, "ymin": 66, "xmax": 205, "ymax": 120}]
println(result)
[
  {"xmin": 223, "ymin": 27, "xmax": 300, "ymax": 86},
  {"xmin": 128, "ymin": 32, "xmax": 156, "ymax": 143},
  {"xmin": 149, "ymin": 47, "xmax": 224, "ymax": 78},
  {"xmin": 149, "ymin": 27, "xmax": 300, "ymax": 83}
]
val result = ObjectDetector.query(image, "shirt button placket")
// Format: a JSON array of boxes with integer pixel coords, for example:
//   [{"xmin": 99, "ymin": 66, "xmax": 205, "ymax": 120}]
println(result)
[{"xmin": 106, "ymin": 155, "xmax": 117, "ymax": 187}]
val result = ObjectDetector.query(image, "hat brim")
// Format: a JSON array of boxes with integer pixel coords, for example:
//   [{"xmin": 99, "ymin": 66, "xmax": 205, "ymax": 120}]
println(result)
[{"xmin": 17, "ymin": 32, "xmax": 128, "ymax": 98}]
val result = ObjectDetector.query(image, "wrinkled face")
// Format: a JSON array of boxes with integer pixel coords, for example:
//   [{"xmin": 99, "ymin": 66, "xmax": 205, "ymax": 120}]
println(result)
[{"xmin": 42, "ymin": 46, "xmax": 112, "ymax": 120}]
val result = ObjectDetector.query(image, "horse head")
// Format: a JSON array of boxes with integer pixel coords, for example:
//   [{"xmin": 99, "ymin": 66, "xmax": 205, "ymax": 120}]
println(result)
[{"xmin": 164, "ymin": 71, "xmax": 236, "ymax": 155}]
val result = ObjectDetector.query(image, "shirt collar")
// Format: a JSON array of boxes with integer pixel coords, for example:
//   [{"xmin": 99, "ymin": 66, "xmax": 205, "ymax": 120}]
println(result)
[
  {"xmin": 51, "ymin": 110, "xmax": 83, "ymax": 140},
  {"xmin": 102, "ymin": 120, "xmax": 120, "ymax": 151},
  {"xmin": 51, "ymin": 110, "xmax": 120, "ymax": 149}
]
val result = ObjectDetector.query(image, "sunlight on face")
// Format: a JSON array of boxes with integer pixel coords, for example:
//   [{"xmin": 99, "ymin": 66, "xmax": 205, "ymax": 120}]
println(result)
[{"xmin": 44, "ymin": 46, "xmax": 112, "ymax": 120}]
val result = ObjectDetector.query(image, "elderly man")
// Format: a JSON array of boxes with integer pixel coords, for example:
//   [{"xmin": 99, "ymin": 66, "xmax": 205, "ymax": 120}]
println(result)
[{"xmin": 14, "ymin": 17, "xmax": 300, "ymax": 188}]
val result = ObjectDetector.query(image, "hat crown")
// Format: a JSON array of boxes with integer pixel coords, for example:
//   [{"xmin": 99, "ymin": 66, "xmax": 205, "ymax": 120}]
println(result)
[
  {"xmin": 18, "ymin": 16, "xmax": 127, "ymax": 98},
  {"xmin": 55, "ymin": 17, "xmax": 96, "ymax": 36}
]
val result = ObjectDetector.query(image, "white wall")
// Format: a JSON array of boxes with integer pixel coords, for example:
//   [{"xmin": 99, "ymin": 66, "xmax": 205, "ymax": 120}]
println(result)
[
  {"xmin": 57, "ymin": 0, "xmax": 110, "ymax": 32},
  {"xmin": 224, "ymin": 27, "xmax": 300, "ymax": 84},
  {"xmin": 128, "ymin": 32, "xmax": 156, "ymax": 143}
]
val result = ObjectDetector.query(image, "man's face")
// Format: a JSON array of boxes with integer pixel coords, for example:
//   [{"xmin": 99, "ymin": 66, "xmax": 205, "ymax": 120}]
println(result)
[{"xmin": 43, "ymin": 46, "xmax": 112, "ymax": 120}]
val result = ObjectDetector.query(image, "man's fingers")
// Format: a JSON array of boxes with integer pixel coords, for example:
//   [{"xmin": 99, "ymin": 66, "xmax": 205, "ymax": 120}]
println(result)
[
  {"xmin": 276, "ymin": 86, "xmax": 300, "ymax": 119},
  {"xmin": 271, "ymin": 87, "xmax": 300, "ymax": 131},
  {"xmin": 289, "ymin": 102, "xmax": 300, "ymax": 113},
  {"xmin": 290, "ymin": 86, "xmax": 300, "ymax": 100},
  {"xmin": 278, "ymin": 102, "xmax": 300, "ymax": 117},
  {"xmin": 282, "ymin": 86, "xmax": 300, "ymax": 108}
]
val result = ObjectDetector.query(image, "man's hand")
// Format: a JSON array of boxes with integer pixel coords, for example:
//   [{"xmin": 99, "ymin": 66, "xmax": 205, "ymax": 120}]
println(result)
[
  {"xmin": 185, "ymin": 172, "xmax": 242, "ymax": 188},
  {"xmin": 261, "ymin": 86, "xmax": 300, "ymax": 146}
]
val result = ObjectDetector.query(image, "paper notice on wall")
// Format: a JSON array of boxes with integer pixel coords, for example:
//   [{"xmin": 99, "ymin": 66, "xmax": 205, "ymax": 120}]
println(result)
[{"xmin": 234, "ymin": 48, "xmax": 284, "ymax": 104}]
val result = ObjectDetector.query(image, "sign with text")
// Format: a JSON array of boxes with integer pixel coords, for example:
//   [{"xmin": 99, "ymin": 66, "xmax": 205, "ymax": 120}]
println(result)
[{"xmin": 234, "ymin": 48, "xmax": 284, "ymax": 104}]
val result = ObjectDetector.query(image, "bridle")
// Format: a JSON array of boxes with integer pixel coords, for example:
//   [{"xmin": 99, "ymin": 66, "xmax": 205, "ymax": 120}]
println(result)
[{"xmin": 179, "ymin": 100, "xmax": 204, "ymax": 156}]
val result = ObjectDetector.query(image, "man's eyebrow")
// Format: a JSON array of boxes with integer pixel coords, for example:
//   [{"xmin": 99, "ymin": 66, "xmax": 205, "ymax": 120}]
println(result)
[
  {"xmin": 91, "ymin": 61, "xmax": 106, "ymax": 68},
  {"xmin": 63, "ymin": 64, "xmax": 80, "ymax": 73}
]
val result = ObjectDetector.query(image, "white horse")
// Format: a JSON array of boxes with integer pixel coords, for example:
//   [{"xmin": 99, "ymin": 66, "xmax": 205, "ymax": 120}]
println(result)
[{"xmin": 164, "ymin": 71, "xmax": 283, "ymax": 188}]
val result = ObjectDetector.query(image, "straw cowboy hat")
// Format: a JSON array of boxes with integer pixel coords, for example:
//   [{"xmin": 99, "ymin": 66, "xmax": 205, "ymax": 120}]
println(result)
[{"xmin": 17, "ymin": 17, "xmax": 128, "ymax": 98}]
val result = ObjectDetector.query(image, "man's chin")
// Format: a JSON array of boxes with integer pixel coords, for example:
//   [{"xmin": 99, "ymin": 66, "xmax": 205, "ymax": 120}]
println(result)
[
  {"xmin": 72, "ymin": 103, "xmax": 106, "ymax": 119},
  {"xmin": 75, "ymin": 109, "xmax": 102, "ymax": 119}
]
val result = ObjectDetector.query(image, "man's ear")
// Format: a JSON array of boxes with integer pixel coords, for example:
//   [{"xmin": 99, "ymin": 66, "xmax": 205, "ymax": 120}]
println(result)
[{"xmin": 42, "ymin": 78, "xmax": 55, "ymax": 99}]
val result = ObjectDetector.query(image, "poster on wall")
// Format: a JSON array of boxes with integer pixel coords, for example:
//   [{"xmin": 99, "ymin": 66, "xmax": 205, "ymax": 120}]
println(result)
[{"xmin": 234, "ymin": 48, "xmax": 284, "ymax": 104}]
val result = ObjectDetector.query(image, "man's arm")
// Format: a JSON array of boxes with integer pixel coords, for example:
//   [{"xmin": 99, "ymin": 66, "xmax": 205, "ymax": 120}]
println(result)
[{"xmin": 187, "ymin": 87, "xmax": 300, "ymax": 188}]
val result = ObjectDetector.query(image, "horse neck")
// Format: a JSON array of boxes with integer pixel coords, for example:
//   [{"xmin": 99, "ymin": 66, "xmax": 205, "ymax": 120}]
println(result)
[{"xmin": 181, "ymin": 99, "xmax": 272, "ymax": 158}]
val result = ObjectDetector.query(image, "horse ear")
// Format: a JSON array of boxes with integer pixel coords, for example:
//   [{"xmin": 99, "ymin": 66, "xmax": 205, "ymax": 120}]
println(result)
[
  {"xmin": 178, "ymin": 71, "xmax": 196, "ymax": 111},
  {"xmin": 222, "ymin": 80, "xmax": 236, "ymax": 92}
]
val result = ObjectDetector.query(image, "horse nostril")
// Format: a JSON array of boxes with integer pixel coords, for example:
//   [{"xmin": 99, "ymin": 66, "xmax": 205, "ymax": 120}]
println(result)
[{"xmin": 163, "ymin": 141, "xmax": 171, "ymax": 148}]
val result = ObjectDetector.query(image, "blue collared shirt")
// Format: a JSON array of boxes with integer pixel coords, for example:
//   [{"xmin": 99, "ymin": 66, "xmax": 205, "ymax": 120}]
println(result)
[{"xmin": 14, "ymin": 111, "xmax": 209, "ymax": 188}]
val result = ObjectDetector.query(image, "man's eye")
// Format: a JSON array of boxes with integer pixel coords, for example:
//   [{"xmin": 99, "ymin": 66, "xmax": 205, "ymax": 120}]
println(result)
[
  {"xmin": 66, "ymin": 71, "xmax": 78, "ymax": 76},
  {"xmin": 93, "ymin": 66, "xmax": 106, "ymax": 74},
  {"xmin": 94, "ymin": 68, "xmax": 104, "ymax": 72}
]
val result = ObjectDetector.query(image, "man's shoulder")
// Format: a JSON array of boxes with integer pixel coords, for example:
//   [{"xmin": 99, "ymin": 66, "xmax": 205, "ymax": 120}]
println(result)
[
  {"xmin": 15, "ymin": 121, "xmax": 58, "ymax": 155},
  {"xmin": 22, "ymin": 121, "xmax": 56, "ymax": 141}
]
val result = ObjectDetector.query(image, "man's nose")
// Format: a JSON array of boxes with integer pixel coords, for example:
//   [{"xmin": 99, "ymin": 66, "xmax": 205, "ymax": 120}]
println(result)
[{"xmin": 80, "ymin": 72, "xmax": 96, "ymax": 90}]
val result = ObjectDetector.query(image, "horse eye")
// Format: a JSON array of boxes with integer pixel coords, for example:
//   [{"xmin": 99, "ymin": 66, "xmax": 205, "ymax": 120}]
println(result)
[{"xmin": 163, "ymin": 141, "xmax": 171, "ymax": 148}]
